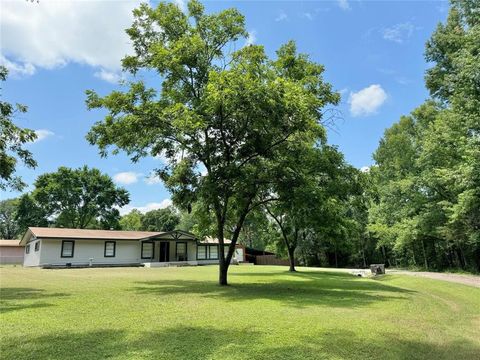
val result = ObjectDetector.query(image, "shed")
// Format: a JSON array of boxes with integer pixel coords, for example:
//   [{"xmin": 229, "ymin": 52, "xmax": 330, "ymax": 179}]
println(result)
[{"xmin": 0, "ymin": 239, "xmax": 24, "ymax": 264}]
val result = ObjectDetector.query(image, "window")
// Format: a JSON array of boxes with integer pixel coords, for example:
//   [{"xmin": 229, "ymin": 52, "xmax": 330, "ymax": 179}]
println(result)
[
  {"xmin": 197, "ymin": 245, "xmax": 207, "ymax": 260},
  {"xmin": 61, "ymin": 240, "xmax": 75, "ymax": 258},
  {"xmin": 104, "ymin": 241, "xmax": 116, "ymax": 257},
  {"xmin": 176, "ymin": 242, "xmax": 187, "ymax": 261},
  {"xmin": 26, "ymin": 244, "xmax": 30, "ymax": 254},
  {"xmin": 141, "ymin": 241, "xmax": 154, "ymax": 259},
  {"xmin": 209, "ymin": 245, "xmax": 218, "ymax": 260},
  {"xmin": 35, "ymin": 241, "xmax": 40, "ymax": 252}
]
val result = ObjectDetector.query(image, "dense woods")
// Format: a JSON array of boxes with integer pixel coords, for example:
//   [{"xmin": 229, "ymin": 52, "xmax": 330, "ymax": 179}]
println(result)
[
  {"xmin": 0, "ymin": 0, "xmax": 478, "ymax": 276},
  {"xmin": 367, "ymin": 0, "xmax": 479, "ymax": 272}
]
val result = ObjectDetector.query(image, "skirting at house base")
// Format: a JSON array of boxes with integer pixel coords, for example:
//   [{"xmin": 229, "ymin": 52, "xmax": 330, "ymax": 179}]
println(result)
[{"xmin": 143, "ymin": 261, "xmax": 199, "ymax": 267}]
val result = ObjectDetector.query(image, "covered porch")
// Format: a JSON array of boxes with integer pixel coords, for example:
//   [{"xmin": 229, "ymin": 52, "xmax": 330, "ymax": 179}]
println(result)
[{"xmin": 139, "ymin": 230, "xmax": 198, "ymax": 266}]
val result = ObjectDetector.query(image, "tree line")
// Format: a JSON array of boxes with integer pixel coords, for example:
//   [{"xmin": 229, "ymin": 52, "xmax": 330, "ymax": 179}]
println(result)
[{"xmin": 1, "ymin": 0, "xmax": 478, "ymax": 284}]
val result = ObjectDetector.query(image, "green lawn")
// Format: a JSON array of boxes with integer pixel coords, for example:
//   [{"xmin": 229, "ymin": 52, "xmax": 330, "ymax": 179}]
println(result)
[{"xmin": 1, "ymin": 265, "xmax": 479, "ymax": 360}]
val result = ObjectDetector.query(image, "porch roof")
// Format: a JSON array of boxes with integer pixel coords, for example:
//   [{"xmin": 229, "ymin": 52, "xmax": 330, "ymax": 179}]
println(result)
[{"xmin": 139, "ymin": 230, "xmax": 197, "ymax": 241}]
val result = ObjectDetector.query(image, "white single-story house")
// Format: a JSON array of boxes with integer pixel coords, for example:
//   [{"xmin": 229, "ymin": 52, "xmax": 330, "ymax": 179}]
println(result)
[{"xmin": 20, "ymin": 227, "xmax": 245, "ymax": 268}]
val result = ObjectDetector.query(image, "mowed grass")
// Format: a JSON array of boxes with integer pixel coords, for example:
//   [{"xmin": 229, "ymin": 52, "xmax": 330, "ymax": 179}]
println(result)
[{"xmin": 0, "ymin": 265, "xmax": 479, "ymax": 360}]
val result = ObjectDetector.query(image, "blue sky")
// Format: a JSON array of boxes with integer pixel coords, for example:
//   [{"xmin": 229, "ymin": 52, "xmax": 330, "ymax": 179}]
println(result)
[{"xmin": 1, "ymin": 0, "xmax": 448, "ymax": 213}]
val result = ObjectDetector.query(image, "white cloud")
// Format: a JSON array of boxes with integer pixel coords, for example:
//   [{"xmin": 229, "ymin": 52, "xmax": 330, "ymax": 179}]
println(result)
[
  {"xmin": 0, "ymin": 0, "xmax": 140, "ymax": 78},
  {"xmin": 360, "ymin": 166, "xmax": 370, "ymax": 173},
  {"xmin": 0, "ymin": 55, "xmax": 35, "ymax": 76},
  {"xmin": 337, "ymin": 0, "xmax": 351, "ymax": 11},
  {"xmin": 113, "ymin": 172, "xmax": 142, "ymax": 185},
  {"xmin": 94, "ymin": 69, "xmax": 122, "ymax": 84},
  {"xmin": 301, "ymin": 12, "xmax": 314, "ymax": 21},
  {"xmin": 33, "ymin": 129, "xmax": 54, "ymax": 142},
  {"xmin": 348, "ymin": 84, "xmax": 387, "ymax": 117},
  {"xmin": 120, "ymin": 199, "xmax": 173, "ymax": 215},
  {"xmin": 144, "ymin": 173, "xmax": 162, "ymax": 185},
  {"xmin": 245, "ymin": 30, "xmax": 257, "ymax": 46},
  {"xmin": 382, "ymin": 22, "xmax": 415, "ymax": 43},
  {"xmin": 275, "ymin": 11, "xmax": 288, "ymax": 22}
]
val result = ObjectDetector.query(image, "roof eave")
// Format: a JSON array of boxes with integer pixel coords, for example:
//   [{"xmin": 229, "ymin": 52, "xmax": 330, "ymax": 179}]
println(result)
[{"xmin": 20, "ymin": 228, "xmax": 35, "ymax": 245}]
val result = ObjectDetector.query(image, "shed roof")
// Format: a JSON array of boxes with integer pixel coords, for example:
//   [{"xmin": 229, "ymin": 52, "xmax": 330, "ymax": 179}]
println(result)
[{"xmin": 0, "ymin": 239, "xmax": 23, "ymax": 247}]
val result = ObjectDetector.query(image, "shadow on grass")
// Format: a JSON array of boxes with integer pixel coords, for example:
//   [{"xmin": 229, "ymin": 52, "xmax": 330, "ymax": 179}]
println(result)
[
  {"xmin": 256, "ymin": 330, "xmax": 480, "ymax": 360},
  {"xmin": 3, "ymin": 326, "xmax": 479, "ymax": 360},
  {"xmin": 0, "ymin": 288, "xmax": 69, "ymax": 314},
  {"xmin": 2, "ymin": 327, "xmax": 260, "ymax": 360},
  {"xmin": 132, "ymin": 270, "xmax": 415, "ymax": 309}
]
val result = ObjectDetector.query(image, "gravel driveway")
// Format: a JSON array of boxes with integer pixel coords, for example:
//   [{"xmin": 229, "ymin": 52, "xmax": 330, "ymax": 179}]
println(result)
[{"xmin": 387, "ymin": 269, "xmax": 480, "ymax": 288}]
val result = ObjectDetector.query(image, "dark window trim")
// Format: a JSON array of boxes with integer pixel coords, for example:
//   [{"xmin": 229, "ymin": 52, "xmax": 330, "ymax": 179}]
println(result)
[
  {"xmin": 61, "ymin": 240, "xmax": 75, "ymax": 258},
  {"xmin": 208, "ymin": 245, "xmax": 219, "ymax": 260},
  {"xmin": 26, "ymin": 244, "xmax": 30, "ymax": 254},
  {"xmin": 104, "ymin": 241, "xmax": 116, "ymax": 257},
  {"xmin": 196, "ymin": 245, "xmax": 207, "ymax": 260},
  {"xmin": 176, "ymin": 241, "xmax": 187, "ymax": 261},
  {"xmin": 141, "ymin": 241, "xmax": 155, "ymax": 259},
  {"xmin": 34, "ymin": 241, "xmax": 40, "ymax": 252}
]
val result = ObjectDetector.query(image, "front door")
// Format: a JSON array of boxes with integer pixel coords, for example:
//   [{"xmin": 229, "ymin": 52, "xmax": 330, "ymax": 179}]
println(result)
[{"xmin": 159, "ymin": 242, "xmax": 170, "ymax": 262}]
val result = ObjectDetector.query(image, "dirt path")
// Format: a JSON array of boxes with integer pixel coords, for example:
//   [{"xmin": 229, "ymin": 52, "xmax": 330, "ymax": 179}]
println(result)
[{"xmin": 387, "ymin": 269, "xmax": 480, "ymax": 288}]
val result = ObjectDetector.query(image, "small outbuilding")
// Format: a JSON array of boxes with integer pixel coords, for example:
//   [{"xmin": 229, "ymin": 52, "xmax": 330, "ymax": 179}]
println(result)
[{"xmin": 0, "ymin": 239, "xmax": 24, "ymax": 264}]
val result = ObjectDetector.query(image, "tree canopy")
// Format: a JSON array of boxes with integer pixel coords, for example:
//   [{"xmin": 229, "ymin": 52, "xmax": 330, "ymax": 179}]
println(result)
[
  {"xmin": 367, "ymin": 0, "xmax": 480, "ymax": 272},
  {"xmin": 0, "ymin": 198, "xmax": 21, "ymax": 239},
  {"xmin": 0, "ymin": 66, "xmax": 37, "ymax": 191},
  {"xmin": 16, "ymin": 166, "xmax": 130, "ymax": 231},
  {"xmin": 86, "ymin": 0, "xmax": 339, "ymax": 284}
]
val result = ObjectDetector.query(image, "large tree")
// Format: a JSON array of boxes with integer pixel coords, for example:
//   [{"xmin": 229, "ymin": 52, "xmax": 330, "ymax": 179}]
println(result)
[
  {"xmin": 141, "ymin": 207, "xmax": 180, "ymax": 232},
  {"xmin": 265, "ymin": 143, "xmax": 358, "ymax": 271},
  {"xmin": 0, "ymin": 66, "xmax": 37, "ymax": 191},
  {"xmin": 0, "ymin": 198, "xmax": 21, "ymax": 239},
  {"xmin": 86, "ymin": 0, "xmax": 338, "ymax": 284},
  {"xmin": 119, "ymin": 209, "xmax": 144, "ymax": 231},
  {"xmin": 17, "ymin": 166, "xmax": 130, "ymax": 230}
]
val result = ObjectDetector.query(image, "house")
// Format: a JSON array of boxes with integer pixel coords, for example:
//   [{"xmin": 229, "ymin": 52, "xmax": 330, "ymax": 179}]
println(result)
[
  {"xmin": 0, "ymin": 239, "xmax": 24, "ymax": 264},
  {"xmin": 20, "ymin": 227, "xmax": 245, "ymax": 268}
]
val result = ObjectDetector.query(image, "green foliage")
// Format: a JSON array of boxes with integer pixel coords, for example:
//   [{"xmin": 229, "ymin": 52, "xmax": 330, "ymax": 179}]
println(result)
[
  {"xmin": 16, "ymin": 166, "xmax": 130, "ymax": 230},
  {"xmin": 16, "ymin": 194, "xmax": 50, "ymax": 234},
  {"xmin": 141, "ymin": 207, "xmax": 180, "ymax": 232},
  {"xmin": 0, "ymin": 198, "xmax": 21, "ymax": 239},
  {"xmin": 264, "ymin": 143, "xmax": 359, "ymax": 270},
  {"xmin": 0, "ymin": 66, "xmax": 37, "ymax": 191},
  {"xmin": 368, "ymin": 0, "xmax": 480, "ymax": 272},
  {"xmin": 86, "ymin": 0, "xmax": 338, "ymax": 284},
  {"xmin": 119, "ymin": 209, "xmax": 143, "ymax": 231}
]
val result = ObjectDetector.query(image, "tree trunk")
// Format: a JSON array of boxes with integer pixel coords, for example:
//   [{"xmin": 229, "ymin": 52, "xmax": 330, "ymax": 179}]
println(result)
[
  {"xmin": 334, "ymin": 244, "xmax": 338, "ymax": 268},
  {"xmin": 287, "ymin": 246, "xmax": 296, "ymax": 272},
  {"xmin": 216, "ymin": 198, "xmax": 252, "ymax": 286},
  {"xmin": 362, "ymin": 248, "xmax": 367, "ymax": 269},
  {"xmin": 421, "ymin": 239, "xmax": 429, "ymax": 270},
  {"xmin": 216, "ymin": 214, "xmax": 228, "ymax": 286},
  {"xmin": 219, "ymin": 259, "xmax": 228, "ymax": 286}
]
